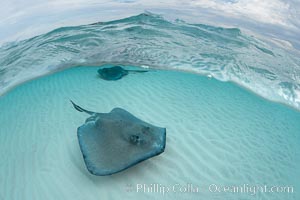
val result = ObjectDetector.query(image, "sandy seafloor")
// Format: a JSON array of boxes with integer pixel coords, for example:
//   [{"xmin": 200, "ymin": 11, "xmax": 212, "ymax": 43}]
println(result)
[{"xmin": 0, "ymin": 65, "xmax": 299, "ymax": 200}]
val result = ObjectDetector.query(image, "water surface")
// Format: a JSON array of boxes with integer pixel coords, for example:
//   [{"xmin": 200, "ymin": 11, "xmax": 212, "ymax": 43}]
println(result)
[{"xmin": 0, "ymin": 14, "xmax": 300, "ymax": 111}]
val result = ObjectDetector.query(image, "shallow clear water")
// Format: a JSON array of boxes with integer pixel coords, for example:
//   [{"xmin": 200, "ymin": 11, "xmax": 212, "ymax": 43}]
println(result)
[
  {"xmin": 0, "ymin": 13, "xmax": 300, "ymax": 111},
  {"xmin": 0, "ymin": 65, "xmax": 299, "ymax": 199}
]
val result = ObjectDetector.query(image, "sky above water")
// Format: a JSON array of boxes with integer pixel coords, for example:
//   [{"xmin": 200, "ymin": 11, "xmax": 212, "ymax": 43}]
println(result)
[{"xmin": 0, "ymin": 0, "xmax": 299, "ymax": 51}]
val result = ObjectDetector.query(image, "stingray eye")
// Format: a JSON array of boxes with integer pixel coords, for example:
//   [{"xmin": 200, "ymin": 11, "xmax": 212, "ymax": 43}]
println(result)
[
  {"xmin": 129, "ymin": 135, "xmax": 140, "ymax": 145},
  {"xmin": 142, "ymin": 126, "xmax": 151, "ymax": 134}
]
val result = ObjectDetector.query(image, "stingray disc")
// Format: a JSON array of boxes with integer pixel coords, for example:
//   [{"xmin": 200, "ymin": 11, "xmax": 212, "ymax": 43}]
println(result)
[
  {"xmin": 97, "ymin": 66, "xmax": 128, "ymax": 80},
  {"xmin": 72, "ymin": 101, "xmax": 166, "ymax": 176}
]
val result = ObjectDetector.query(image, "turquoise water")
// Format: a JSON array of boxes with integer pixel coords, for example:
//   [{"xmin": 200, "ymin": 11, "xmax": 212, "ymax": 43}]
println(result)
[
  {"xmin": 0, "ymin": 13, "xmax": 300, "ymax": 111},
  {"xmin": 0, "ymin": 65, "xmax": 299, "ymax": 199},
  {"xmin": 0, "ymin": 12, "xmax": 299, "ymax": 200}
]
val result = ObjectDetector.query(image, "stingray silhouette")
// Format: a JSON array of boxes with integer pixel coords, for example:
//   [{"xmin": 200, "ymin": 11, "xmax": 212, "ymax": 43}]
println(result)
[
  {"xmin": 71, "ymin": 100, "xmax": 166, "ymax": 176},
  {"xmin": 97, "ymin": 66, "xmax": 148, "ymax": 80}
]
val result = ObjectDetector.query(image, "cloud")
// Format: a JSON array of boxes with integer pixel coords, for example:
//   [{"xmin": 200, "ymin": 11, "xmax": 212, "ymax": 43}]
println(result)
[{"xmin": 184, "ymin": 0, "xmax": 296, "ymax": 28}]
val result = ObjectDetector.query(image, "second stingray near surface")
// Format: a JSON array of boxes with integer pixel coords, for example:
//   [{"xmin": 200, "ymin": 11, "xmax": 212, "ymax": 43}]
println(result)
[
  {"xmin": 71, "ymin": 101, "xmax": 166, "ymax": 176},
  {"xmin": 97, "ymin": 66, "xmax": 148, "ymax": 80}
]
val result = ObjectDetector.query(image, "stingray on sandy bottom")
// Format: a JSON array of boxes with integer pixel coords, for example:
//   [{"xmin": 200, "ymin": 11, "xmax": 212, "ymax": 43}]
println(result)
[
  {"xmin": 71, "ymin": 101, "xmax": 166, "ymax": 176},
  {"xmin": 97, "ymin": 66, "xmax": 148, "ymax": 80}
]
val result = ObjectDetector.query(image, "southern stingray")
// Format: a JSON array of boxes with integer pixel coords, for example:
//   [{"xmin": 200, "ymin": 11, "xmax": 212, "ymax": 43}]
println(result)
[
  {"xmin": 97, "ymin": 66, "xmax": 148, "ymax": 80},
  {"xmin": 71, "ymin": 101, "xmax": 166, "ymax": 176}
]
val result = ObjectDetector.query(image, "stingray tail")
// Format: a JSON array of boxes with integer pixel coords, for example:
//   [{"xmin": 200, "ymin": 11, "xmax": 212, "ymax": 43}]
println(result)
[
  {"xmin": 130, "ymin": 70, "xmax": 148, "ymax": 73},
  {"xmin": 70, "ymin": 100, "xmax": 94, "ymax": 115}
]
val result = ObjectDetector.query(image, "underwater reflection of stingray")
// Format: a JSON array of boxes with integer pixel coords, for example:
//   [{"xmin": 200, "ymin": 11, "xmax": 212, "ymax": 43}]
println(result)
[
  {"xmin": 97, "ymin": 66, "xmax": 148, "ymax": 80},
  {"xmin": 71, "ymin": 101, "xmax": 166, "ymax": 176}
]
